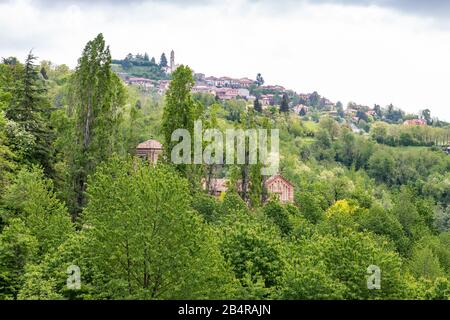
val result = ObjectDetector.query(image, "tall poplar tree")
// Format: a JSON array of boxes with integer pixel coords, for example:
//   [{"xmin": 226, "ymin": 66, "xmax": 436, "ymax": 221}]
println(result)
[
  {"xmin": 68, "ymin": 33, "xmax": 126, "ymax": 216},
  {"xmin": 161, "ymin": 65, "xmax": 198, "ymax": 176}
]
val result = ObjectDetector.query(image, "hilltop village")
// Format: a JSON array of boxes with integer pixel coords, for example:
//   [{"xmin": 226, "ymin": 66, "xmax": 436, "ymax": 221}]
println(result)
[{"xmin": 114, "ymin": 51, "xmax": 448, "ymax": 135}]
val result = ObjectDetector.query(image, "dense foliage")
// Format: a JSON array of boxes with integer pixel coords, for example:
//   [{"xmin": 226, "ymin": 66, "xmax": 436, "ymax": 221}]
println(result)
[{"xmin": 0, "ymin": 34, "xmax": 449, "ymax": 300}]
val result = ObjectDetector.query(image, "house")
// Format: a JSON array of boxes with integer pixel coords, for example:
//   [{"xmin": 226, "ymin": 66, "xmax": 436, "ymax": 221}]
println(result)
[
  {"xmin": 346, "ymin": 108, "xmax": 358, "ymax": 116},
  {"xmin": 136, "ymin": 139, "xmax": 163, "ymax": 165},
  {"xmin": 321, "ymin": 98, "xmax": 335, "ymax": 110},
  {"xmin": 192, "ymin": 85, "xmax": 216, "ymax": 95},
  {"xmin": 403, "ymin": 119, "xmax": 427, "ymax": 126},
  {"xmin": 218, "ymin": 77, "xmax": 233, "ymax": 87},
  {"xmin": 237, "ymin": 88, "xmax": 250, "ymax": 99},
  {"xmin": 230, "ymin": 78, "xmax": 241, "ymax": 88},
  {"xmin": 157, "ymin": 80, "xmax": 171, "ymax": 95},
  {"xmin": 265, "ymin": 175, "xmax": 295, "ymax": 203},
  {"xmin": 261, "ymin": 85, "xmax": 285, "ymax": 92},
  {"xmin": 215, "ymin": 88, "xmax": 239, "ymax": 100},
  {"xmin": 206, "ymin": 174, "xmax": 294, "ymax": 203},
  {"xmin": 298, "ymin": 93, "xmax": 310, "ymax": 102},
  {"xmin": 205, "ymin": 76, "xmax": 218, "ymax": 86},
  {"xmin": 238, "ymin": 78, "xmax": 254, "ymax": 88},
  {"xmin": 127, "ymin": 77, "xmax": 155, "ymax": 88},
  {"xmin": 293, "ymin": 104, "xmax": 309, "ymax": 115},
  {"xmin": 260, "ymin": 94, "xmax": 274, "ymax": 106}
]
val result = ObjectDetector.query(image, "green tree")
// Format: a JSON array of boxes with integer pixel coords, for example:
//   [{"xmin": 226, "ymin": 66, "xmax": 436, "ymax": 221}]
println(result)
[
  {"xmin": 218, "ymin": 210, "xmax": 284, "ymax": 294},
  {"xmin": 0, "ymin": 218, "xmax": 39, "ymax": 299},
  {"xmin": 280, "ymin": 93, "xmax": 289, "ymax": 113},
  {"xmin": 336, "ymin": 101, "xmax": 344, "ymax": 117},
  {"xmin": 161, "ymin": 65, "xmax": 198, "ymax": 174},
  {"xmin": 299, "ymin": 230, "xmax": 409, "ymax": 299},
  {"xmin": 5, "ymin": 52, "xmax": 54, "ymax": 174},
  {"xmin": 82, "ymin": 158, "xmax": 235, "ymax": 299},
  {"xmin": 67, "ymin": 33, "xmax": 126, "ymax": 215},
  {"xmin": 368, "ymin": 149, "xmax": 395, "ymax": 185},
  {"xmin": 421, "ymin": 109, "xmax": 432, "ymax": 125},
  {"xmin": 0, "ymin": 112, "xmax": 17, "ymax": 189},
  {"xmin": 319, "ymin": 116, "xmax": 339, "ymax": 140},
  {"xmin": 297, "ymin": 191, "xmax": 325, "ymax": 224},
  {"xmin": 160, "ymin": 53, "xmax": 168, "ymax": 68},
  {"xmin": 1, "ymin": 166, "xmax": 74, "ymax": 253},
  {"xmin": 409, "ymin": 246, "xmax": 445, "ymax": 281},
  {"xmin": 253, "ymin": 98, "xmax": 262, "ymax": 113},
  {"xmin": 263, "ymin": 199, "xmax": 293, "ymax": 235},
  {"xmin": 256, "ymin": 73, "xmax": 264, "ymax": 86}
]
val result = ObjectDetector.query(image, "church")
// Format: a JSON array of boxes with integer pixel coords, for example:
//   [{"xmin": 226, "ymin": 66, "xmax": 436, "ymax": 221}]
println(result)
[
  {"xmin": 206, "ymin": 175, "xmax": 294, "ymax": 204},
  {"xmin": 136, "ymin": 139, "xmax": 295, "ymax": 203}
]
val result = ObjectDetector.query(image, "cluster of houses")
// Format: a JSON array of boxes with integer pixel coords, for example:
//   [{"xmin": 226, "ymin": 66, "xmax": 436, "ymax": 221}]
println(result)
[
  {"xmin": 121, "ymin": 50, "xmax": 295, "ymax": 103},
  {"xmin": 403, "ymin": 119, "xmax": 427, "ymax": 126},
  {"xmin": 125, "ymin": 77, "xmax": 171, "ymax": 95},
  {"xmin": 199, "ymin": 75, "xmax": 255, "ymax": 88},
  {"xmin": 135, "ymin": 139, "xmax": 295, "ymax": 203},
  {"xmin": 125, "ymin": 75, "xmax": 293, "ymax": 104},
  {"xmin": 192, "ymin": 85, "xmax": 252, "ymax": 100}
]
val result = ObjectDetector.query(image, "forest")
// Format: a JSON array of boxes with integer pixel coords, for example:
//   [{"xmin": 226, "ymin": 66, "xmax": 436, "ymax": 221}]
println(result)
[{"xmin": 0, "ymin": 33, "xmax": 449, "ymax": 300}]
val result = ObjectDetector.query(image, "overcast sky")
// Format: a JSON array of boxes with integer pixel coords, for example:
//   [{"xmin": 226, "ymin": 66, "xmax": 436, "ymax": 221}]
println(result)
[{"xmin": 1, "ymin": 0, "xmax": 450, "ymax": 120}]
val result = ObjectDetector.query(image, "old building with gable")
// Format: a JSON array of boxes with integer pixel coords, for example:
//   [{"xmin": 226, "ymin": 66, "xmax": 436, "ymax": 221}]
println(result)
[
  {"xmin": 206, "ymin": 174, "xmax": 294, "ymax": 204},
  {"xmin": 136, "ymin": 139, "xmax": 163, "ymax": 165}
]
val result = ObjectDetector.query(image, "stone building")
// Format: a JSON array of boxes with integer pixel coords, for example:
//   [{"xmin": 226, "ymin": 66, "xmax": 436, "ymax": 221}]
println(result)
[
  {"xmin": 206, "ymin": 174, "xmax": 295, "ymax": 204},
  {"xmin": 136, "ymin": 139, "xmax": 163, "ymax": 165}
]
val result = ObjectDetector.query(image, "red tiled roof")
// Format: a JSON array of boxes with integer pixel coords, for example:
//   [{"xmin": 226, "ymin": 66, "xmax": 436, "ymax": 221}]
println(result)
[{"xmin": 265, "ymin": 174, "xmax": 294, "ymax": 187}]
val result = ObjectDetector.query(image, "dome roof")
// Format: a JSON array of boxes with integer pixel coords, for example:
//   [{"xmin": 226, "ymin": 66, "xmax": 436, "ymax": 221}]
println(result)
[{"xmin": 137, "ymin": 139, "xmax": 163, "ymax": 150}]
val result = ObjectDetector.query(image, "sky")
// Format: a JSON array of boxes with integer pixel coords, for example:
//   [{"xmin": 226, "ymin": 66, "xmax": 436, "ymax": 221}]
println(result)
[{"xmin": 1, "ymin": 0, "xmax": 450, "ymax": 120}]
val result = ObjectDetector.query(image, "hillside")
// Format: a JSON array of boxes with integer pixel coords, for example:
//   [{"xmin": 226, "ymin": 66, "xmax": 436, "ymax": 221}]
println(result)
[
  {"xmin": 112, "ymin": 52, "xmax": 170, "ymax": 81},
  {"xmin": 1, "ymin": 34, "xmax": 450, "ymax": 301}
]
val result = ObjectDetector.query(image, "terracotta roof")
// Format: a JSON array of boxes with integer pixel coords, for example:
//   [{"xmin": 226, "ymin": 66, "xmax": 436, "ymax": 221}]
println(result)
[
  {"xmin": 137, "ymin": 139, "xmax": 163, "ymax": 150},
  {"xmin": 265, "ymin": 174, "xmax": 294, "ymax": 187}
]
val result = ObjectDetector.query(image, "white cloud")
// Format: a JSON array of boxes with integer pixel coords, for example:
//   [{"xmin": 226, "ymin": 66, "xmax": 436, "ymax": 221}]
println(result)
[{"xmin": 0, "ymin": 0, "xmax": 449, "ymax": 120}]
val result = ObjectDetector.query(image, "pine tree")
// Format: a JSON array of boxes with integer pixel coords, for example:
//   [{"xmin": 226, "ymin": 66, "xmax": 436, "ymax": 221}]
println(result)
[{"xmin": 6, "ymin": 51, "xmax": 54, "ymax": 174}]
